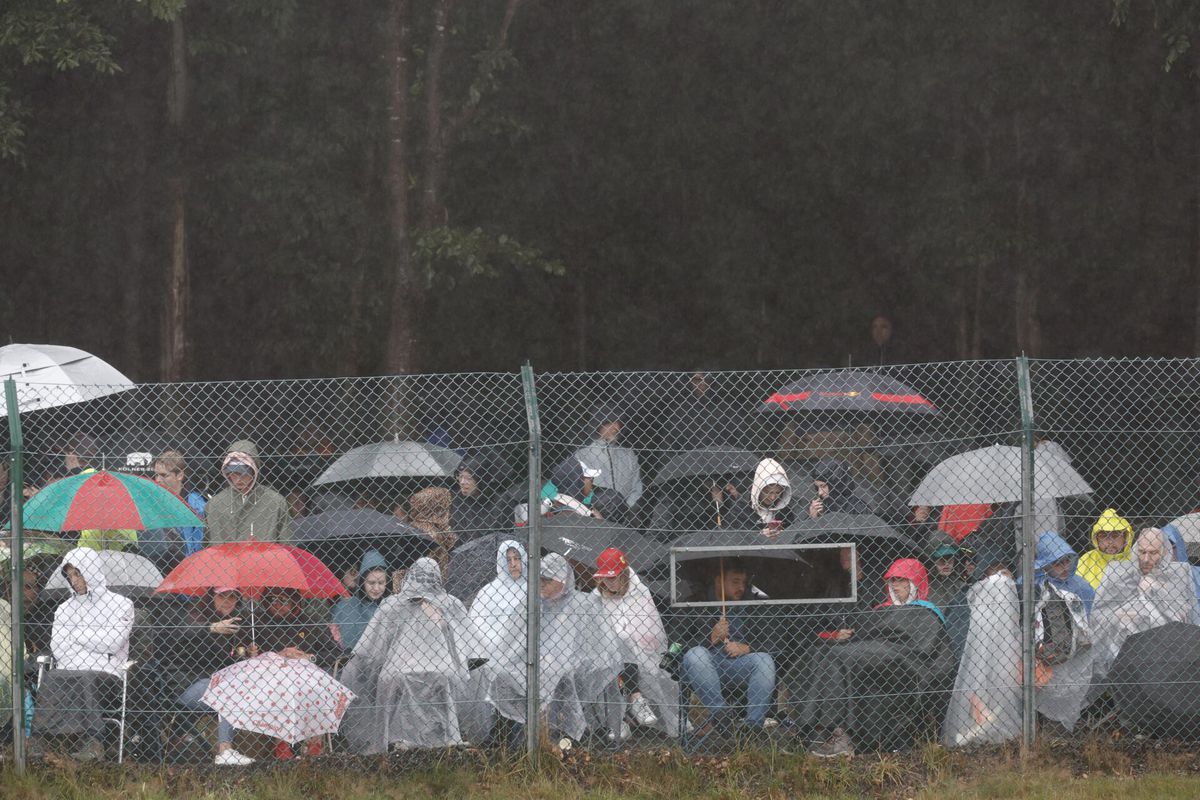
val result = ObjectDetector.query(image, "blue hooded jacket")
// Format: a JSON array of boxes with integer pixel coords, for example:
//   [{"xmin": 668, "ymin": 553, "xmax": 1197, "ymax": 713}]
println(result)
[
  {"xmin": 1161, "ymin": 524, "xmax": 1200, "ymax": 602},
  {"xmin": 1034, "ymin": 531, "xmax": 1095, "ymax": 613},
  {"xmin": 332, "ymin": 549, "xmax": 390, "ymax": 651}
]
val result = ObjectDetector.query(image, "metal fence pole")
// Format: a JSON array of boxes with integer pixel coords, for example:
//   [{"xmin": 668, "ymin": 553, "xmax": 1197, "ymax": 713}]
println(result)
[
  {"xmin": 6, "ymin": 379, "xmax": 26, "ymax": 773},
  {"xmin": 1016, "ymin": 356, "xmax": 1038, "ymax": 752},
  {"xmin": 520, "ymin": 363, "xmax": 542, "ymax": 763}
]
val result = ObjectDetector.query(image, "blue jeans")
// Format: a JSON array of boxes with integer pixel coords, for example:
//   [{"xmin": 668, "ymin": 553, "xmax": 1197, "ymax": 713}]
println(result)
[
  {"xmin": 178, "ymin": 678, "xmax": 235, "ymax": 745},
  {"xmin": 680, "ymin": 646, "xmax": 775, "ymax": 726}
]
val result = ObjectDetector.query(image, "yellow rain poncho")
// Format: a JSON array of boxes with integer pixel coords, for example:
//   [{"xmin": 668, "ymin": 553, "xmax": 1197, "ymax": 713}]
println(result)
[{"xmin": 1075, "ymin": 509, "xmax": 1133, "ymax": 590}]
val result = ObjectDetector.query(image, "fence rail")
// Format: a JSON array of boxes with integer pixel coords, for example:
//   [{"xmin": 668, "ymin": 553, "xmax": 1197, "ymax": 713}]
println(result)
[{"xmin": 4, "ymin": 358, "xmax": 1200, "ymax": 771}]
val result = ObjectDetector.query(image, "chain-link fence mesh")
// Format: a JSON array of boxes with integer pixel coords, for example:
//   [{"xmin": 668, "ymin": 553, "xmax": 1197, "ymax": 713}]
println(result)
[{"xmin": 2, "ymin": 359, "xmax": 1199, "ymax": 766}]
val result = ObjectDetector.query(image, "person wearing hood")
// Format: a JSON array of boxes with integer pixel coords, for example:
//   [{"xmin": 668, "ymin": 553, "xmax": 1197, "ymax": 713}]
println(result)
[
  {"xmin": 723, "ymin": 457, "xmax": 793, "ymax": 535},
  {"xmin": 451, "ymin": 451, "xmax": 509, "ymax": 541},
  {"xmin": 1090, "ymin": 527, "xmax": 1200, "ymax": 689},
  {"xmin": 803, "ymin": 557, "xmax": 954, "ymax": 757},
  {"xmin": 205, "ymin": 440, "xmax": 292, "ymax": 544},
  {"xmin": 466, "ymin": 540, "xmax": 527, "ymax": 659},
  {"xmin": 29, "ymin": 548, "xmax": 135, "ymax": 762},
  {"xmin": 332, "ymin": 550, "xmax": 391, "ymax": 652},
  {"xmin": 943, "ymin": 544, "xmax": 1011, "ymax": 660},
  {"xmin": 475, "ymin": 553, "xmax": 622, "ymax": 743},
  {"xmin": 924, "ymin": 532, "xmax": 968, "ymax": 613},
  {"xmin": 1033, "ymin": 531, "xmax": 1096, "ymax": 613},
  {"xmin": 171, "ymin": 587, "xmax": 257, "ymax": 765},
  {"xmin": 807, "ymin": 458, "xmax": 871, "ymax": 520},
  {"xmin": 339, "ymin": 557, "xmax": 473, "ymax": 751},
  {"xmin": 592, "ymin": 547, "xmax": 679, "ymax": 737},
  {"xmin": 574, "ymin": 406, "xmax": 644, "ymax": 509},
  {"xmin": 941, "ymin": 548, "xmax": 1022, "ymax": 747},
  {"xmin": 1075, "ymin": 509, "xmax": 1133, "ymax": 590},
  {"xmin": 1160, "ymin": 523, "xmax": 1200, "ymax": 602}
]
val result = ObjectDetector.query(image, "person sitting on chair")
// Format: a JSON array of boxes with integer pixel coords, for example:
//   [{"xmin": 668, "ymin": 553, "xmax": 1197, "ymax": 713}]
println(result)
[{"xmin": 28, "ymin": 548, "xmax": 135, "ymax": 762}]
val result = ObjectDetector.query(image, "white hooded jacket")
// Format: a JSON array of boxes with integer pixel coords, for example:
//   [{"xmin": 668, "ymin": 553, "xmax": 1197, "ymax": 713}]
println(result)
[
  {"xmin": 749, "ymin": 457, "xmax": 792, "ymax": 525},
  {"xmin": 50, "ymin": 547, "xmax": 135, "ymax": 676}
]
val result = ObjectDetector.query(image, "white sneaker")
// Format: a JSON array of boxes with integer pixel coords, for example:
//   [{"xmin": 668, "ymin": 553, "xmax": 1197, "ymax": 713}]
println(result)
[
  {"xmin": 629, "ymin": 694, "xmax": 659, "ymax": 727},
  {"xmin": 215, "ymin": 749, "xmax": 254, "ymax": 766}
]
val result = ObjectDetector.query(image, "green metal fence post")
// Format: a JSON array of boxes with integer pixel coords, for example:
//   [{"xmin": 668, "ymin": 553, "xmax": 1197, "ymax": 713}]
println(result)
[
  {"xmin": 520, "ymin": 363, "xmax": 542, "ymax": 764},
  {"xmin": 1016, "ymin": 356, "xmax": 1037, "ymax": 753},
  {"xmin": 6, "ymin": 378, "xmax": 26, "ymax": 773}
]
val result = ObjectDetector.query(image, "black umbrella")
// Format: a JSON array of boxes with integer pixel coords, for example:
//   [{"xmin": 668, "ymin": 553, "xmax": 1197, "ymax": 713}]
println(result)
[
  {"xmin": 784, "ymin": 512, "xmax": 920, "ymax": 591},
  {"xmin": 650, "ymin": 446, "xmax": 761, "ymax": 486},
  {"xmin": 540, "ymin": 513, "xmax": 668, "ymax": 570},
  {"xmin": 292, "ymin": 507, "xmax": 434, "ymax": 574},
  {"xmin": 1111, "ymin": 622, "xmax": 1200, "ymax": 737},
  {"xmin": 446, "ymin": 533, "xmax": 513, "ymax": 602},
  {"xmin": 759, "ymin": 370, "xmax": 938, "ymax": 415}
]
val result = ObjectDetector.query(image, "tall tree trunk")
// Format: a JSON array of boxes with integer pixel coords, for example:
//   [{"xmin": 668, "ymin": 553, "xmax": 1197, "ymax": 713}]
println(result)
[
  {"xmin": 1194, "ymin": 79, "xmax": 1200, "ymax": 357},
  {"xmin": 420, "ymin": 0, "xmax": 454, "ymax": 230},
  {"xmin": 383, "ymin": 0, "xmax": 420, "ymax": 377},
  {"xmin": 162, "ymin": 13, "xmax": 190, "ymax": 382}
]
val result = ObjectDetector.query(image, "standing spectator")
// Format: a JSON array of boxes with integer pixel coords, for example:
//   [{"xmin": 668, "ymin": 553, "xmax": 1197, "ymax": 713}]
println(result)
[
  {"xmin": 1075, "ymin": 509, "xmax": 1133, "ymax": 590},
  {"xmin": 575, "ymin": 406, "xmax": 644, "ymax": 509},
  {"xmin": 451, "ymin": 452, "xmax": 508, "ymax": 541},
  {"xmin": 152, "ymin": 450, "xmax": 207, "ymax": 554},
  {"xmin": 851, "ymin": 314, "xmax": 909, "ymax": 367},
  {"xmin": 205, "ymin": 440, "xmax": 292, "ymax": 544},
  {"xmin": 661, "ymin": 370, "xmax": 742, "ymax": 452}
]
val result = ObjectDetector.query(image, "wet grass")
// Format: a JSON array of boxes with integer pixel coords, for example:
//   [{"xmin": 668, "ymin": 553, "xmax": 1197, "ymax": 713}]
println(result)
[{"xmin": 2, "ymin": 738, "xmax": 1200, "ymax": 800}]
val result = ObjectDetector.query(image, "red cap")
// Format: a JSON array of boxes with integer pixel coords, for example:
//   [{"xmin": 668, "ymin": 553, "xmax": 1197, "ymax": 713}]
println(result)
[{"xmin": 593, "ymin": 547, "xmax": 628, "ymax": 579}]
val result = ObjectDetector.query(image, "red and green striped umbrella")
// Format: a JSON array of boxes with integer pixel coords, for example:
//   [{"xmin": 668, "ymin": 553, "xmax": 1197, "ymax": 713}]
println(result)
[{"xmin": 22, "ymin": 470, "xmax": 204, "ymax": 531}]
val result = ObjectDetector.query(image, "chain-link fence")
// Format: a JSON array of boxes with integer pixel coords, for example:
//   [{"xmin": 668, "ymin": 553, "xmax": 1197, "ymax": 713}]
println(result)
[{"xmin": 3, "ymin": 359, "xmax": 1199, "ymax": 769}]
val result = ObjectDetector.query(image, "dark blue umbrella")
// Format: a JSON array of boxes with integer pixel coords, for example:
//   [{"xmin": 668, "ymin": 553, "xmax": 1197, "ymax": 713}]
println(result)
[{"xmin": 759, "ymin": 370, "xmax": 938, "ymax": 415}]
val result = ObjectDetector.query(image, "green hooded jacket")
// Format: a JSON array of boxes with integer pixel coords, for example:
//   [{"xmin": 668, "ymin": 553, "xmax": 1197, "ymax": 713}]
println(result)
[{"xmin": 205, "ymin": 439, "xmax": 293, "ymax": 544}]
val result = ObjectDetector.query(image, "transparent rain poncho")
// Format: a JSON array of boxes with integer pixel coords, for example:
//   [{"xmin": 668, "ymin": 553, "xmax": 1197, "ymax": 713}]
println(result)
[
  {"xmin": 594, "ymin": 567, "xmax": 679, "ymax": 737},
  {"xmin": 338, "ymin": 557, "xmax": 472, "ymax": 751},
  {"xmin": 1091, "ymin": 529, "xmax": 1200, "ymax": 688},
  {"xmin": 466, "ymin": 540, "xmax": 527, "ymax": 659},
  {"xmin": 476, "ymin": 552, "xmax": 622, "ymax": 740},
  {"xmin": 941, "ymin": 573, "xmax": 1022, "ymax": 746}
]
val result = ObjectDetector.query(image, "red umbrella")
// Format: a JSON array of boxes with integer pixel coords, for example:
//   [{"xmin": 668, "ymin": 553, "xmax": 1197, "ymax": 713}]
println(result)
[{"xmin": 156, "ymin": 540, "xmax": 348, "ymax": 601}]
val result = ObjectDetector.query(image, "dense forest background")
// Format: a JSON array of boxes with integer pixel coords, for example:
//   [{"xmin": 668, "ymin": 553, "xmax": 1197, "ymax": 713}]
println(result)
[{"xmin": 1, "ymin": 0, "xmax": 1199, "ymax": 382}]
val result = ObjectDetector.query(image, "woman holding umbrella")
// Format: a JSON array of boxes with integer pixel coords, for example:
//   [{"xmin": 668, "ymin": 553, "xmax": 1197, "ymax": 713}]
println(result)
[{"xmin": 173, "ymin": 587, "xmax": 256, "ymax": 765}]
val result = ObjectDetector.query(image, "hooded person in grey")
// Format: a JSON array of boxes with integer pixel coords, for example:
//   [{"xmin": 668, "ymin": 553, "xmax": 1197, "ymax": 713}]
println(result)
[
  {"xmin": 205, "ymin": 439, "xmax": 292, "ymax": 544},
  {"xmin": 574, "ymin": 405, "xmax": 644, "ymax": 509}
]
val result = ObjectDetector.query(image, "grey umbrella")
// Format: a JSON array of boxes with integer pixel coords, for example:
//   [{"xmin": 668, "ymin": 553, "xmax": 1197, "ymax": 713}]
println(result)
[
  {"xmin": 759, "ymin": 370, "xmax": 939, "ymax": 415},
  {"xmin": 311, "ymin": 439, "xmax": 463, "ymax": 486},
  {"xmin": 909, "ymin": 444, "xmax": 1092, "ymax": 506}
]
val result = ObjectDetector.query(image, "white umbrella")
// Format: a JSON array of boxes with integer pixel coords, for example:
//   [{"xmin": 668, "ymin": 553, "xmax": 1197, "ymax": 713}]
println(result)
[
  {"xmin": 42, "ymin": 549, "xmax": 163, "ymax": 597},
  {"xmin": 202, "ymin": 652, "xmax": 356, "ymax": 745},
  {"xmin": 910, "ymin": 444, "xmax": 1092, "ymax": 507},
  {"xmin": 311, "ymin": 439, "xmax": 462, "ymax": 486},
  {"xmin": 0, "ymin": 343, "xmax": 133, "ymax": 416}
]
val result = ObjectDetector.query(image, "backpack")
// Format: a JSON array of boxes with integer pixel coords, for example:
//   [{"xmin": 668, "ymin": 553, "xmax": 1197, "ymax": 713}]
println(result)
[{"xmin": 1034, "ymin": 581, "xmax": 1091, "ymax": 665}]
